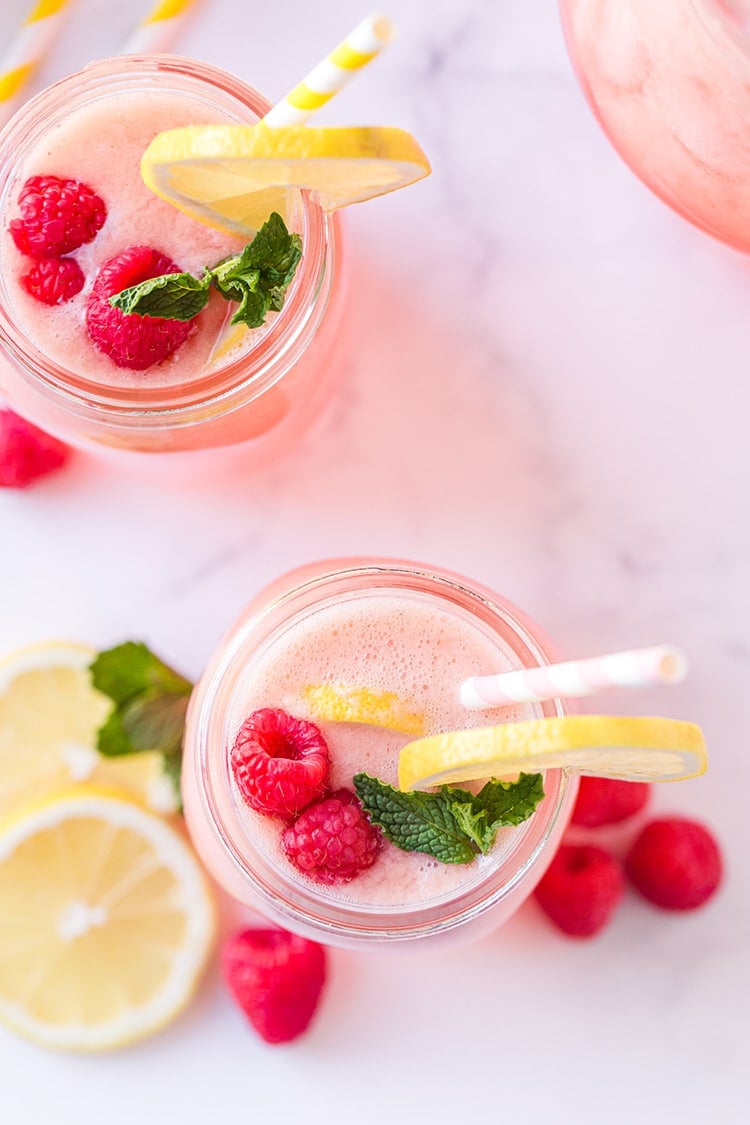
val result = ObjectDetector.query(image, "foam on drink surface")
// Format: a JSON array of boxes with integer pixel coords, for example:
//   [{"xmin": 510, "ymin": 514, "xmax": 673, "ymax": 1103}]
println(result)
[
  {"xmin": 228, "ymin": 590, "xmax": 538, "ymax": 911},
  {"xmin": 0, "ymin": 89, "xmax": 276, "ymax": 387}
]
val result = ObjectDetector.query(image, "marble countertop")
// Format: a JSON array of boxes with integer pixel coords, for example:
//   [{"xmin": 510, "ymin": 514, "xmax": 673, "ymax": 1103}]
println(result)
[{"xmin": 1, "ymin": 1, "xmax": 747, "ymax": 1121}]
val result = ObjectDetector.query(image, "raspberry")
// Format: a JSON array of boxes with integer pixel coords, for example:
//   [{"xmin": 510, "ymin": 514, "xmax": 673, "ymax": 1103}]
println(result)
[
  {"xmin": 625, "ymin": 818, "xmax": 722, "ymax": 911},
  {"xmin": 0, "ymin": 409, "xmax": 69, "ymax": 489},
  {"xmin": 282, "ymin": 788, "xmax": 383, "ymax": 885},
  {"xmin": 571, "ymin": 777, "xmax": 651, "ymax": 827},
  {"xmin": 534, "ymin": 843, "xmax": 624, "ymax": 938},
  {"xmin": 222, "ymin": 927, "xmax": 327, "ymax": 1045},
  {"xmin": 10, "ymin": 175, "xmax": 106, "ymax": 259},
  {"xmin": 85, "ymin": 245, "xmax": 193, "ymax": 370},
  {"xmin": 230, "ymin": 707, "xmax": 330, "ymax": 821},
  {"xmin": 21, "ymin": 257, "xmax": 84, "ymax": 305}
]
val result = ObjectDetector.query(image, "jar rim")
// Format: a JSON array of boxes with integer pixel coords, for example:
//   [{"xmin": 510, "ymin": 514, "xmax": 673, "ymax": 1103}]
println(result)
[
  {"xmin": 0, "ymin": 54, "xmax": 336, "ymax": 428},
  {"xmin": 186, "ymin": 559, "xmax": 574, "ymax": 945}
]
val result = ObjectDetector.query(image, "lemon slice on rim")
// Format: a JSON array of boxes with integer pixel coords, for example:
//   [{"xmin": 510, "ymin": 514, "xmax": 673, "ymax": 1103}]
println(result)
[
  {"xmin": 140, "ymin": 124, "xmax": 432, "ymax": 236},
  {"xmin": 0, "ymin": 787, "xmax": 214, "ymax": 1051},
  {"xmin": 398, "ymin": 715, "xmax": 708, "ymax": 791},
  {"xmin": 0, "ymin": 642, "xmax": 178, "ymax": 816},
  {"xmin": 303, "ymin": 684, "xmax": 426, "ymax": 736}
]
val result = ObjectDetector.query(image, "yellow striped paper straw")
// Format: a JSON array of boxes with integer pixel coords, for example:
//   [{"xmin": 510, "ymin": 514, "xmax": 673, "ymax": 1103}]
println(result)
[
  {"xmin": 262, "ymin": 13, "xmax": 395, "ymax": 127},
  {"xmin": 121, "ymin": 0, "xmax": 201, "ymax": 55},
  {"xmin": 0, "ymin": 0, "xmax": 77, "ymax": 127}
]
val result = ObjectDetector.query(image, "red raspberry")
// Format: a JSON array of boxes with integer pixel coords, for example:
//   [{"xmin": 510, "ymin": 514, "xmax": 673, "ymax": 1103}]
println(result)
[
  {"xmin": 222, "ymin": 927, "xmax": 327, "ymax": 1045},
  {"xmin": 282, "ymin": 788, "xmax": 383, "ymax": 885},
  {"xmin": 85, "ymin": 246, "xmax": 193, "ymax": 370},
  {"xmin": 0, "ymin": 409, "xmax": 69, "ymax": 489},
  {"xmin": 534, "ymin": 843, "xmax": 624, "ymax": 938},
  {"xmin": 571, "ymin": 777, "xmax": 651, "ymax": 827},
  {"xmin": 21, "ymin": 257, "xmax": 84, "ymax": 306},
  {"xmin": 230, "ymin": 708, "xmax": 330, "ymax": 821},
  {"xmin": 10, "ymin": 175, "xmax": 106, "ymax": 259},
  {"xmin": 625, "ymin": 818, "xmax": 722, "ymax": 911}
]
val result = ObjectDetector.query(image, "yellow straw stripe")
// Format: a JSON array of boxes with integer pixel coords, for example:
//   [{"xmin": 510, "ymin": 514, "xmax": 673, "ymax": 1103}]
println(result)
[
  {"xmin": 286, "ymin": 84, "xmax": 334, "ymax": 112},
  {"xmin": 143, "ymin": 0, "xmax": 195, "ymax": 23},
  {"xmin": 0, "ymin": 63, "xmax": 36, "ymax": 103},
  {"xmin": 328, "ymin": 43, "xmax": 378, "ymax": 70},
  {"xmin": 262, "ymin": 13, "xmax": 395, "ymax": 127},
  {"xmin": 24, "ymin": 0, "xmax": 71, "ymax": 22}
]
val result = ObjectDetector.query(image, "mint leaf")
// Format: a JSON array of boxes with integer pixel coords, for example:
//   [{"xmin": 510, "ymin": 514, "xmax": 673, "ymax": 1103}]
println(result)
[
  {"xmin": 450, "ymin": 774, "xmax": 545, "ymax": 854},
  {"xmin": 110, "ymin": 272, "xmax": 211, "ymax": 320},
  {"xmin": 108, "ymin": 213, "xmax": 302, "ymax": 330},
  {"xmin": 353, "ymin": 771, "xmax": 545, "ymax": 864},
  {"xmin": 90, "ymin": 642, "xmax": 194, "ymax": 809},
  {"xmin": 91, "ymin": 641, "xmax": 192, "ymax": 706},
  {"xmin": 353, "ymin": 773, "xmax": 477, "ymax": 864}
]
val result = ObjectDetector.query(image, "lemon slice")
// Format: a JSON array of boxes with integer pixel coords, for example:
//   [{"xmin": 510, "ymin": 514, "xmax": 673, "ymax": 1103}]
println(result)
[
  {"xmin": 0, "ymin": 642, "xmax": 178, "ymax": 817},
  {"xmin": 303, "ymin": 683, "xmax": 426, "ymax": 737},
  {"xmin": 0, "ymin": 787, "xmax": 214, "ymax": 1051},
  {"xmin": 141, "ymin": 124, "xmax": 432, "ymax": 236},
  {"xmin": 398, "ymin": 715, "xmax": 708, "ymax": 791}
]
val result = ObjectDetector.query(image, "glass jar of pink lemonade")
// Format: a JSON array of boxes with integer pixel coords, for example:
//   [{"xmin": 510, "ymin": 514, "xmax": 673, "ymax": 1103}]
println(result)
[
  {"xmin": 560, "ymin": 0, "xmax": 750, "ymax": 251},
  {"xmin": 0, "ymin": 55, "xmax": 343, "ymax": 454},
  {"xmin": 182, "ymin": 560, "xmax": 577, "ymax": 951}
]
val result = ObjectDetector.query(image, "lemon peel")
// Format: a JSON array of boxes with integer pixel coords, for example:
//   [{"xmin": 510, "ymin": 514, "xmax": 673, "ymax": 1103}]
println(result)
[
  {"xmin": 398, "ymin": 715, "xmax": 707, "ymax": 791},
  {"xmin": 141, "ymin": 123, "xmax": 431, "ymax": 236}
]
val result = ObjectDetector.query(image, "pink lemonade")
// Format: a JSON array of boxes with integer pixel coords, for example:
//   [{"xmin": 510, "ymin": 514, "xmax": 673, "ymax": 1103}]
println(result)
[
  {"xmin": 0, "ymin": 56, "xmax": 342, "ymax": 454},
  {"xmin": 182, "ymin": 561, "xmax": 577, "ymax": 951},
  {"xmin": 560, "ymin": 0, "xmax": 750, "ymax": 251}
]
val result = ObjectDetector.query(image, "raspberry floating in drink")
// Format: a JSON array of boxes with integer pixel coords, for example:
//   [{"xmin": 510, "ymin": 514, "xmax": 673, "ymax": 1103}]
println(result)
[
  {"xmin": 230, "ymin": 707, "xmax": 330, "ymax": 821},
  {"xmin": 282, "ymin": 788, "xmax": 383, "ymax": 885},
  {"xmin": 21, "ymin": 257, "xmax": 84, "ymax": 306},
  {"xmin": 10, "ymin": 174, "xmax": 106, "ymax": 259},
  {"xmin": 85, "ymin": 245, "xmax": 193, "ymax": 370}
]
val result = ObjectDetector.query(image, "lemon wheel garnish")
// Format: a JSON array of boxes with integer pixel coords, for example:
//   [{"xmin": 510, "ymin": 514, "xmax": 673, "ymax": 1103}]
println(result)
[
  {"xmin": 0, "ymin": 642, "xmax": 179, "ymax": 817},
  {"xmin": 398, "ymin": 715, "xmax": 708, "ymax": 791},
  {"xmin": 0, "ymin": 787, "xmax": 214, "ymax": 1051},
  {"xmin": 303, "ymin": 684, "xmax": 426, "ymax": 737},
  {"xmin": 140, "ymin": 124, "xmax": 432, "ymax": 236}
]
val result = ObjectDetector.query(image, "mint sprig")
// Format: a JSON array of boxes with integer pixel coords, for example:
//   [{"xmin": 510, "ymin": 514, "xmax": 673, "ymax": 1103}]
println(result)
[
  {"xmin": 353, "ymin": 772, "xmax": 544, "ymax": 864},
  {"xmin": 109, "ymin": 212, "xmax": 302, "ymax": 330},
  {"xmin": 90, "ymin": 642, "xmax": 194, "ymax": 809}
]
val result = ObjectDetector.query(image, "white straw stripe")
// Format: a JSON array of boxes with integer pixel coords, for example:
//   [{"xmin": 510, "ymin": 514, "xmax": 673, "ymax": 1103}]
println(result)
[
  {"xmin": 295, "ymin": 59, "xmax": 360, "ymax": 96},
  {"xmin": 460, "ymin": 645, "xmax": 688, "ymax": 710}
]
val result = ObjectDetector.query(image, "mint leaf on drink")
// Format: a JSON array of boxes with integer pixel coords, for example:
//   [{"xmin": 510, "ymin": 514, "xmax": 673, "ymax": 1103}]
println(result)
[
  {"xmin": 449, "ymin": 774, "xmax": 546, "ymax": 853},
  {"xmin": 109, "ymin": 212, "xmax": 302, "ymax": 330},
  {"xmin": 353, "ymin": 774, "xmax": 477, "ymax": 863},
  {"xmin": 353, "ymin": 772, "xmax": 544, "ymax": 864},
  {"xmin": 111, "ymin": 271, "xmax": 211, "ymax": 321},
  {"xmin": 90, "ymin": 642, "xmax": 194, "ymax": 809}
]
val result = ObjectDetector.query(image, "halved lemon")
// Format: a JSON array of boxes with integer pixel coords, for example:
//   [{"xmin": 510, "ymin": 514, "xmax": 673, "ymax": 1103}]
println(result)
[
  {"xmin": 141, "ymin": 124, "xmax": 432, "ymax": 236},
  {"xmin": 303, "ymin": 683, "xmax": 426, "ymax": 737},
  {"xmin": 0, "ymin": 787, "xmax": 214, "ymax": 1051},
  {"xmin": 398, "ymin": 715, "xmax": 708, "ymax": 791},
  {"xmin": 0, "ymin": 642, "xmax": 178, "ymax": 817}
]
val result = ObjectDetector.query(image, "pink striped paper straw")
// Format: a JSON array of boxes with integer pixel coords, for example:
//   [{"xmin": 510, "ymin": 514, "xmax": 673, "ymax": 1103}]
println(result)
[{"xmin": 459, "ymin": 645, "xmax": 688, "ymax": 710}]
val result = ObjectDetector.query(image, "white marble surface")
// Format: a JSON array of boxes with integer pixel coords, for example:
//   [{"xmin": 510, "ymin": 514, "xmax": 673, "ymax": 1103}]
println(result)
[{"xmin": 1, "ymin": 0, "xmax": 748, "ymax": 1121}]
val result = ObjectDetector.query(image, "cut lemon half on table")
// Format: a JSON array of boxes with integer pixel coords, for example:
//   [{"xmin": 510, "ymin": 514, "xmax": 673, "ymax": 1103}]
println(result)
[
  {"xmin": 303, "ymin": 683, "xmax": 427, "ymax": 737},
  {"xmin": 398, "ymin": 715, "xmax": 708, "ymax": 791},
  {"xmin": 0, "ymin": 642, "xmax": 178, "ymax": 817},
  {"xmin": 140, "ymin": 124, "xmax": 432, "ymax": 236},
  {"xmin": 0, "ymin": 787, "xmax": 214, "ymax": 1051}
]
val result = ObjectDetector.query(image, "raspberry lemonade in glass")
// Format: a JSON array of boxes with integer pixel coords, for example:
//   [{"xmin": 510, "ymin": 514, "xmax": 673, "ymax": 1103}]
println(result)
[
  {"xmin": 182, "ymin": 560, "xmax": 578, "ymax": 951},
  {"xmin": 0, "ymin": 31, "xmax": 429, "ymax": 452},
  {"xmin": 560, "ymin": 0, "xmax": 750, "ymax": 251}
]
